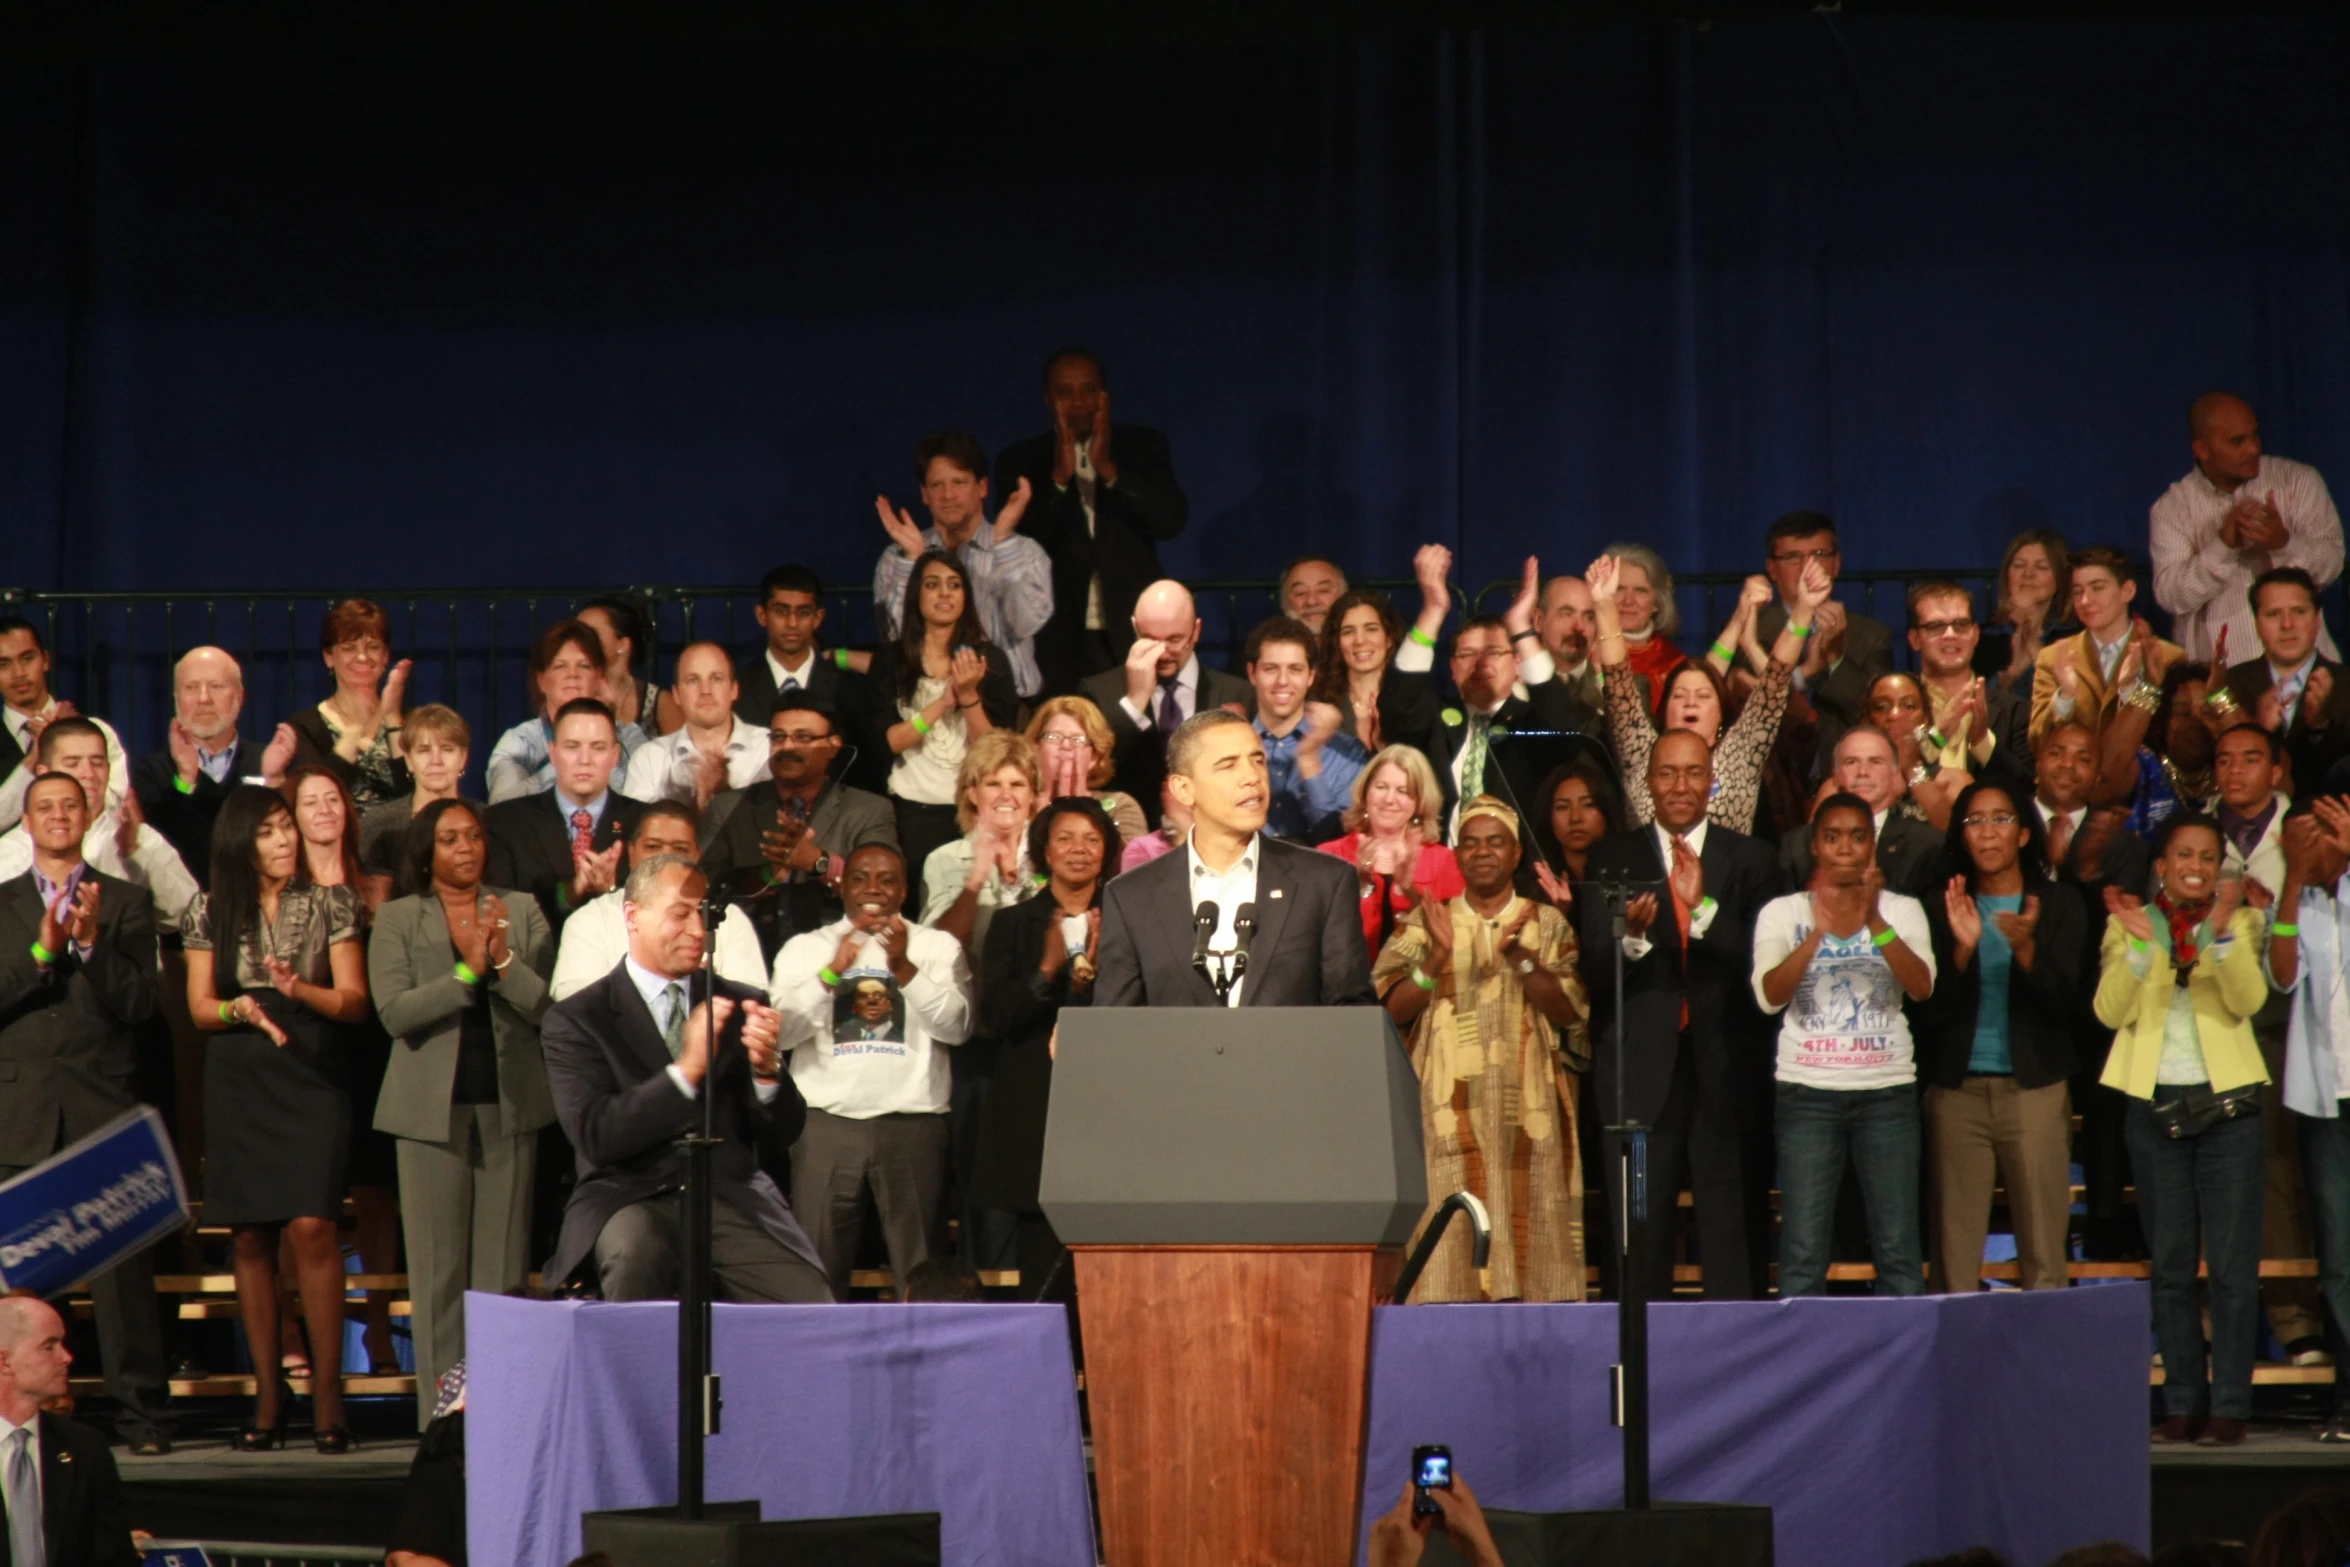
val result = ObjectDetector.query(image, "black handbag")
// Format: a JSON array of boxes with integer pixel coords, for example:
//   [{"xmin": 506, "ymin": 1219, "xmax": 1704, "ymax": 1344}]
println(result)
[{"xmin": 2148, "ymin": 1082, "xmax": 2263, "ymax": 1140}]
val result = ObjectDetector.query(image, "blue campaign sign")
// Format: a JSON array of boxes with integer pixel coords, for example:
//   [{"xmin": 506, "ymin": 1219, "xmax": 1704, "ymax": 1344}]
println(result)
[
  {"xmin": 0, "ymin": 1108, "xmax": 189, "ymax": 1297},
  {"xmin": 141, "ymin": 1549, "xmax": 215, "ymax": 1567}
]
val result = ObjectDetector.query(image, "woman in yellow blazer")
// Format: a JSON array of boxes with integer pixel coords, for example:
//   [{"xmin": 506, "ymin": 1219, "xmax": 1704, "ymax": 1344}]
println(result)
[{"xmin": 2095, "ymin": 812, "xmax": 2269, "ymax": 1448}]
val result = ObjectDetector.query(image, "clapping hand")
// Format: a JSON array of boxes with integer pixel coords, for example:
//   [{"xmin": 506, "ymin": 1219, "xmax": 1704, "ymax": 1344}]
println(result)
[
  {"xmin": 949, "ymin": 646, "xmax": 987, "ymax": 705},
  {"xmin": 1090, "ymin": 393, "xmax": 1116, "ymax": 483},
  {"xmin": 1991, "ymin": 894, "xmax": 2041, "ymax": 970},
  {"xmin": 263, "ymin": 954, "xmax": 301, "ymax": 997},
  {"xmin": 1414, "ymin": 544, "xmax": 1454, "ymax": 616},
  {"xmin": 167, "ymin": 718, "xmax": 205, "ymax": 786},
  {"xmin": 1792, "ymin": 559, "xmax": 1834, "ymax": 615},
  {"xmin": 2307, "ymin": 666, "xmax": 2337, "ymax": 729},
  {"xmin": 1530, "ymin": 859, "xmax": 1574, "ymax": 910},
  {"xmin": 1415, "ymin": 890, "xmax": 1456, "ymax": 988},
  {"xmin": 113, "ymin": 783, "xmax": 145, "ymax": 862},
  {"xmin": 1742, "ymin": 574, "xmax": 1776, "ymax": 614},
  {"xmin": 380, "ymin": 658, "xmax": 413, "ymax": 725},
  {"xmin": 2104, "ymin": 885, "xmax": 2153, "ymax": 943},
  {"xmin": 2311, "ymin": 796, "xmax": 2350, "ymax": 858},
  {"xmin": 992, "ymin": 477, "xmax": 1034, "ymax": 543},
  {"xmin": 1943, "ymin": 875, "xmax": 1982, "ymax": 952},
  {"xmin": 1621, "ymin": 890, "xmax": 1659, "ymax": 942},
  {"xmin": 1504, "ymin": 556, "xmax": 1540, "ymax": 635},
  {"xmin": 1299, "ymin": 701, "xmax": 1344, "ymax": 752},
  {"xmin": 740, "ymin": 999, "xmax": 783, "ymax": 1081},
  {"xmin": 260, "ymin": 722, "xmax": 299, "ymax": 786},
  {"xmin": 571, "ymin": 838, "xmax": 623, "ymax": 902},
  {"xmin": 874, "ymin": 495, "xmax": 928, "ymax": 559},
  {"xmin": 879, "ymin": 913, "xmax": 913, "ymax": 977},
  {"xmin": 1667, "ymin": 836, "xmax": 1703, "ymax": 912},
  {"xmin": 676, "ymin": 994, "xmax": 733, "ymax": 1087},
  {"xmin": 481, "ymin": 894, "xmax": 513, "ymax": 971},
  {"xmin": 36, "ymin": 883, "xmax": 73, "ymax": 963},
  {"xmin": 2211, "ymin": 874, "xmax": 2246, "ymax": 932},
  {"xmin": 1584, "ymin": 553, "xmax": 1621, "ymax": 606}
]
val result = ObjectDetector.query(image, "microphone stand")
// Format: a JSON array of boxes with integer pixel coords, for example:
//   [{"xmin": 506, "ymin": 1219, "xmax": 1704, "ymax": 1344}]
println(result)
[
  {"xmin": 676, "ymin": 890, "xmax": 726, "ymax": 1520},
  {"xmin": 1600, "ymin": 876, "xmax": 1650, "ymax": 1511}
]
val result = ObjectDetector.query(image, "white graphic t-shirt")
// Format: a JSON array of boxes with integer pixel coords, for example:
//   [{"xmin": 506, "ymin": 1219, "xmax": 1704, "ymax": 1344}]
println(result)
[{"xmin": 1749, "ymin": 891, "xmax": 1933, "ymax": 1091}]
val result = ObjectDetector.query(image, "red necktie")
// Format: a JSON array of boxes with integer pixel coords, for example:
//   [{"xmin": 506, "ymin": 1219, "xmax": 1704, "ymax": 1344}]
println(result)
[{"xmin": 571, "ymin": 808, "xmax": 594, "ymax": 859}]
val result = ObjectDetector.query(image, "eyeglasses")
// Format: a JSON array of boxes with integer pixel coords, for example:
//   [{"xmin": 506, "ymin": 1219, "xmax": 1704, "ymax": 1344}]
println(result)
[
  {"xmin": 1770, "ymin": 547, "xmax": 1839, "ymax": 566},
  {"xmin": 1961, "ymin": 812, "xmax": 2019, "ymax": 828},
  {"xmin": 1916, "ymin": 619, "xmax": 1976, "ymax": 637},
  {"xmin": 768, "ymin": 729, "xmax": 834, "ymax": 747},
  {"xmin": 1450, "ymin": 648, "xmax": 1513, "ymax": 664},
  {"xmin": 1037, "ymin": 733, "xmax": 1093, "ymax": 748}
]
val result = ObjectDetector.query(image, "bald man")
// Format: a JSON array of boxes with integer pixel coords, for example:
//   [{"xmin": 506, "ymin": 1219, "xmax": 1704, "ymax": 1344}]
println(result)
[
  {"xmin": 130, "ymin": 647, "xmax": 297, "ymax": 889},
  {"xmin": 1079, "ymin": 581, "xmax": 1257, "ymax": 825},
  {"xmin": 0, "ymin": 1296, "xmax": 140, "ymax": 1565},
  {"xmin": 2152, "ymin": 390, "xmax": 2343, "ymax": 664}
]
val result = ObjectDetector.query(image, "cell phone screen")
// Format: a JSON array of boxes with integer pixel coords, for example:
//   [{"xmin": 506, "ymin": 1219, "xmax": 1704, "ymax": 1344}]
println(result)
[{"xmin": 1411, "ymin": 1444, "xmax": 1452, "ymax": 1517}]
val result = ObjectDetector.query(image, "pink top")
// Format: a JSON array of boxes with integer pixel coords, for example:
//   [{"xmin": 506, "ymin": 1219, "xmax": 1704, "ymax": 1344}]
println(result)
[
  {"xmin": 1121, "ymin": 829, "xmax": 1181, "ymax": 874},
  {"xmin": 1316, "ymin": 834, "xmax": 1466, "ymax": 957}
]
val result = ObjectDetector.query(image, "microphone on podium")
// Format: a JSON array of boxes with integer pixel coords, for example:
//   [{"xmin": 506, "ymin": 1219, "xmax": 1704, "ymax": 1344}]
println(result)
[
  {"xmin": 1230, "ymin": 901, "xmax": 1257, "ymax": 988},
  {"xmin": 1190, "ymin": 900, "xmax": 1220, "ymax": 991}
]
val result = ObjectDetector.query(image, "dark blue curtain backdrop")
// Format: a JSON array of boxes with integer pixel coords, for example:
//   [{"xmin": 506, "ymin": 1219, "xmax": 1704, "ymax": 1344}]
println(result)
[{"xmin": 3, "ymin": 12, "xmax": 2348, "ymax": 605}]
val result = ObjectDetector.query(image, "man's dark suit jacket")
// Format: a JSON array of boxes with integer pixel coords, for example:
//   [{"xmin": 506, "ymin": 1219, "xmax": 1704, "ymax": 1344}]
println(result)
[
  {"xmin": 1806, "ymin": 680, "xmax": 2035, "ymax": 809},
  {"xmin": 1078, "ymin": 662, "xmax": 1257, "ymax": 828},
  {"xmin": 1438, "ymin": 682, "xmax": 1610, "ymax": 861},
  {"xmin": 2046, "ymin": 808, "xmax": 2150, "ymax": 1078},
  {"xmin": 1093, "ymin": 836, "xmax": 1374, "ymax": 1007},
  {"xmin": 1756, "ymin": 600, "xmax": 1895, "ymax": 737},
  {"xmin": 698, "ymin": 778, "xmax": 899, "ymax": 961},
  {"xmin": 0, "ymin": 1411, "xmax": 139, "ymax": 1566},
  {"xmin": 997, "ymin": 424, "xmax": 1189, "ymax": 694},
  {"xmin": 539, "ymin": 965, "xmax": 821, "ymax": 1290},
  {"xmin": 2224, "ymin": 653, "xmax": 2350, "ymax": 800},
  {"xmin": 1575, "ymin": 825, "xmax": 1777, "ymax": 1129},
  {"xmin": 731, "ymin": 649, "xmax": 890, "ymax": 798},
  {"xmin": 0, "ymin": 870, "xmax": 158, "ymax": 1167},
  {"xmin": 1916, "ymin": 875, "xmax": 2086, "ymax": 1091},
  {"xmin": 1776, "ymin": 811, "xmax": 1947, "ymax": 899},
  {"xmin": 131, "ymin": 740, "xmax": 260, "ymax": 891},
  {"xmin": 485, "ymin": 792, "xmax": 648, "ymax": 936}
]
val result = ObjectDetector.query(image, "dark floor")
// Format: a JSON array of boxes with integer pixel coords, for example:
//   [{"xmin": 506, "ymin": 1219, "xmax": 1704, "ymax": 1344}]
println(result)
[{"xmin": 2152, "ymin": 1411, "xmax": 2350, "ymax": 1554}]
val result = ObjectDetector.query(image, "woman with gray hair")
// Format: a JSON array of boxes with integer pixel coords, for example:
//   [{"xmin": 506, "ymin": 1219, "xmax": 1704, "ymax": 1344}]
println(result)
[{"xmin": 1589, "ymin": 541, "xmax": 1683, "ymax": 707}]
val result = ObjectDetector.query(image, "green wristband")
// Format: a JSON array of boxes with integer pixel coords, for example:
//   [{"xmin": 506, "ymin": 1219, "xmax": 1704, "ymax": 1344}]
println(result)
[
  {"xmin": 1411, "ymin": 967, "xmax": 1437, "ymax": 992},
  {"xmin": 1871, "ymin": 927, "xmax": 1898, "ymax": 949},
  {"xmin": 454, "ymin": 960, "xmax": 482, "ymax": 986},
  {"xmin": 833, "ymin": 647, "xmax": 851, "ymax": 670},
  {"xmin": 218, "ymin": 1002, "xmax": 235, "ymax": 1024},
  {"xmin": 1407, "ymin": 626, "xmax": 1436, "ymax": 649},
  {"xmin": 911, "ymin": 715, "xmax": 932, "ymax": 738},
  {"xmin": 818, "ymin": 965, "xmax": 843, "ymax": 989},
  {"xmin": 1710, "ymin": 640, "xmax": 1735, "ymax": 662},
  {"xmin": 1789, "ymin": 622, "xmax": 1813, "ymax": 639},
  {"xmin": 29, "ymin": 940, "xmax": 53, "ymax": 967},
  {"xmin": 173, "ymin": 774, "xmax": 195, "ymax": 795},
  {"xmin": 2271, "ymin": 922, "xmax": 2301, "ymax": 938}
]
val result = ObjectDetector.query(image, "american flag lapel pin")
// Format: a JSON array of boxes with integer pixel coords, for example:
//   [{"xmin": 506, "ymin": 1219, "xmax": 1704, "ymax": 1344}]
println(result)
[{"xmin": 1270, "ymin": 888, "xmax": 1284, "ymax": 899}]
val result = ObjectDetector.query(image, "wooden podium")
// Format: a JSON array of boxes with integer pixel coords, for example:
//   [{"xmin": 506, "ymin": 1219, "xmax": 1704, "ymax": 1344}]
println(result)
[{"xmin": 1042, "ymin": 1010, "xmax": 1426, "ymax": 1567}]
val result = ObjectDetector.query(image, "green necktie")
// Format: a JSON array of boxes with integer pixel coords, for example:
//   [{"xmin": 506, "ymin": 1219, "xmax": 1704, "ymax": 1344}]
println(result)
[
  {"xmin": 661, "ymin": 981, "xmax": 686, "ymax": 1060},
  {"xmin": 1460, "ymin": 712, "xmax": 1492, "ymax": 801}
]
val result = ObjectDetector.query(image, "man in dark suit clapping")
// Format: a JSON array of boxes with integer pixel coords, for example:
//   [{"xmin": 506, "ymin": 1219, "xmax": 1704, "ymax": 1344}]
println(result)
[
  {"xmin": 485, "ymin": 700, "xmax": 648, "ymax": 938},
  {"xmin": 1579, "ymin": 731, "xmax": 1778, "ymax": 1300},
  {"xmin": 0, "ymin": 1296, "xmax": 139, "ymax": 1566},
  {"xmin": 1094, "ymin": 711, "xmax": 1372, "ymax": 1009},
  {"xmin": 540, "ymin": 854, "xmax": 830, "ymax": 1303},
  {"xmin": 0, "ymin": 774, "xmax": 171, "ymax": 1455},
  {"xmin": 996, "ymin": 349, "xmax": 1189, "ymax": 695}
]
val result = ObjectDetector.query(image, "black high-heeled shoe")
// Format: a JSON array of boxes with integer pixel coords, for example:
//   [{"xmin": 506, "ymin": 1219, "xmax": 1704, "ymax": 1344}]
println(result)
[
  {"xmin": 234, "ymin": 1421, "xmax": 285, "ymax": 1452},
  {"xmin": 312, "ymin": 1425, "xmax": 353, "ymax": 1455}
]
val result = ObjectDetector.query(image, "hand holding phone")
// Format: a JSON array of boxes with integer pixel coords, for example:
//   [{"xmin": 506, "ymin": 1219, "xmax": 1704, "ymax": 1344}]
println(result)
[{"xmin": 1411, "ymin": 1444, "xmax": 1452, "ymax": 1519}]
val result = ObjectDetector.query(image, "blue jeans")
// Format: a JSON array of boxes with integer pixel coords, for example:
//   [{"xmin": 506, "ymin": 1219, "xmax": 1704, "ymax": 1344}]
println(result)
[
  {"xmin": 2125, "ymin": 1093, "xmax": 2264, "ymax": 1419},
  {"xmin": 1775, "ymin": 1082, "xmax": 1925, "ymax": 1297},
  {"xmin": 2298, "ymin": 1109, "xmax": 2350, "ymax": 1417}
]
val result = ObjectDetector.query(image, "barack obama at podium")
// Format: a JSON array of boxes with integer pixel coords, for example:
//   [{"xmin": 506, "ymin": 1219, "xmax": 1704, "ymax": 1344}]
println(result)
[{"xmin": 1094, "ymin": 710, "xmax": 1374, "ymax": 1008}]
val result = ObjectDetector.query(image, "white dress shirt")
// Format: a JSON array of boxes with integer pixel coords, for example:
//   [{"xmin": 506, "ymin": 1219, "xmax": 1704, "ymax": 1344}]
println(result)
[
  {"xmin": 2272, "ymin": 653, "xmax": 2319, "ymax": 729},
  {"xmin": 1118, "ymin": 653, "xmax": 1201, "ymax": 731},
  {"xmin": 1186, "ymin": 830, "xmax": 1261, "ymax": 1008},
  {"xmin": 771, "ymin": 917, "xmax": 974, "ymax": 1118},
  {"xmin": 2151, "ymin": 452, "xmax": 2344, "ymax": 663},
  {"xmin": 766, "ymin": 649, "xmax": 821, "ymax": 695},
  {"xmin": 1622, "ymin": 818, "xmax": 1719, "ymax": 959},
  {"xmin": 1074, "ymin": 437, "xmax": 1105, "ymax": 630},
  {"xmin": 620, "ymin": 717, "xmax": 770, "ymax": 806},
  {"xmin": 552, "ymin": 888, "xmax": 768, "ymax": 1003},
  {"xmin": 0, "ymin": 1410, "xmax": 39, "ymax": 1541},
  {"xmin": 0, "ymin": 710, "xmax": 127, "ymax": 830},
  {"xmin": 0, "ymin": 815, "xmax": 199, "ymax": 926}
]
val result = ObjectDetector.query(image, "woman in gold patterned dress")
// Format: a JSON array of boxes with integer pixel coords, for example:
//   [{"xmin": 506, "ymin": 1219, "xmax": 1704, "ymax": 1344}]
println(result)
[{"xmin": 1374, "ymin": 795, "xmax": 1591, "ymax": 1303}]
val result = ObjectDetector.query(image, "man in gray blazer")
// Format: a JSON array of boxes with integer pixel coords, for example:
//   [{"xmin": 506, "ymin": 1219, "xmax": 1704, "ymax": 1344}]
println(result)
[
  {"xmin": 0, "ymin": 773, "xmax": 170, "ymax": 1452},
  {"xmin": 699, "ymin": 689, "xmax": 899, "ymax": 963},
  {"xmin": 369, "ymin": 797, "xmax": 557, "ymax": 1426},
  {"xmin": 1079, "ymin": 580, "xmax": 1256, "ymax": 828},
  {"xmin": 1094, "ymin": 711, "xmax": 1373, "ymax": 1008},
  {"xmin": 540, "ymin": 854, "xmax": 830, "ymax": 1303}
]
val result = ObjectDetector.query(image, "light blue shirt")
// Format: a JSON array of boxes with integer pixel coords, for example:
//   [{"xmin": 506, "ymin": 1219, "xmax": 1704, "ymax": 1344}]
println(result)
[
  {"xmin": 553, "ymin": 787, "xmax": 612, "ymax": 836},
  {"xmin": 2276, "ymin": 878, "xmax": 2350, "ymax": 1117},
  {"xmin": 1253, "ymin": 718, "xmax": 1366, "ymax": 843},
  {"xmin": 195, "ymin": 742, "xmax": 238, "ymax": 784},
  {"xmin": 1967, "ymin": 894, "xmax": 2022, "ymax": 1074}
]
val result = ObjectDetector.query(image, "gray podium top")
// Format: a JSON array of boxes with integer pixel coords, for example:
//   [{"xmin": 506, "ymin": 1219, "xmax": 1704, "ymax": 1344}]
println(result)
[{"xmin": 1038, "ymin": 1007, "xmax": 1427, "ymax": 1245}]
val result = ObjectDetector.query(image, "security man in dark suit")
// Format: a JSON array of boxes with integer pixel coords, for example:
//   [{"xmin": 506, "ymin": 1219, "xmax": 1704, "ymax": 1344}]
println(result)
[
  {"xmin": 0, "ymin": 774, "xmax": 170, "ymax": 1455},
  {"xmin": 730, "ymin": 566, "xmax": 888, "ymax": 798},
  {"xmin": 1578, "ymin": 731, "xmax": 1779, "ymax": 1301},
  {"xmin": 996, "ymin": 349, "xmax": 1189, "ymax": 696},
  {"xmin": 1776, "ymin": 726, "xmax": 1948, "ymax": 899},
  {"xmin": 1078, "ymin": 581, "xmax": 1256, "ymax": 828},
  {"xmin": 1094, "ymin": 711, "xmax": 1373, "ymax": 1009},
  {"xmin": 484, "ymin": 700, "xmax": 648, "ymax": 937},
  {"xmin": 540, "ymin": 854, "xmax": 831, "ymax": 1303},
  {"xmin": 0, "ymin": 1296, "xmax": 140, "ymax": 1567}
]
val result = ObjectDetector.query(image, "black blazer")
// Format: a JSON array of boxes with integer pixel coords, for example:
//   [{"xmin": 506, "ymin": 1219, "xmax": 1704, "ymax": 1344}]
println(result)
[
  {"xmin": 732, "ymin": 649, "xmax": 891, "ymax": 798},
  {"xmin": 2045, "ymin": 807, "xmax": 2150, "ymax": 1078},
  {"xmin": 1077, "ymin": 661, "xmax": 1257, "ymax": 827},
  {"xmin": 484, "ymin": 791, "xmax": 648, "ymax": 936},
  {"xmin": 131, "ymin": 740, "xmax": 261, "ymax": 891},
  {"xmin": 996, "ymin": 424, "xmax": 1189, "ymax": 695},
  {"xmin": 1916, "ymin": 876, "xmax": 2085, "ymax": 1090},
  {"xmin": 1335, "ymin": 668, "xmax": 1454, "ymax": 798},
  {"xmin": 1776, "ymin": 811, "xmax": 1947, "ymax": 899},
  {"xmin": 698, "ymin": 778, "xmax": 900, "ymax": 962},
  {"xmin": 0, "ymin": 871, "xmax": 159, "ymax": 1167},
  {"xmin": 1093, "ymin": 836, "xmax": 1374, "ymax": 1008},
  {"xmin": 0, "ymin": 1411, "xmax": 139, "ymax": 1567},
  {"xmin": 865, "ymin": 641, "xmax": 1019, "ymax": 743},
  {"xmin": 2225, "ymin": 653, "xmax": 2350, "ymax": 801},
  {"xmin": 971, "ymin": 890, "xmax": 1096, "ymax": 1212},
  {"xmin": 1757, "ymin": 602, "xmax": 1895, "ymax": 738},
  {"xmin": 1437, "ymin": 686, "xmax": 1612, "ymax": 865},
  {"xmin": 1576, "ymin": 825, "xmax": 1777, "ymax": 1128},
  {"xmin": 539, "ymin": 965, "xmax": 819, "ymax": 1290}
]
